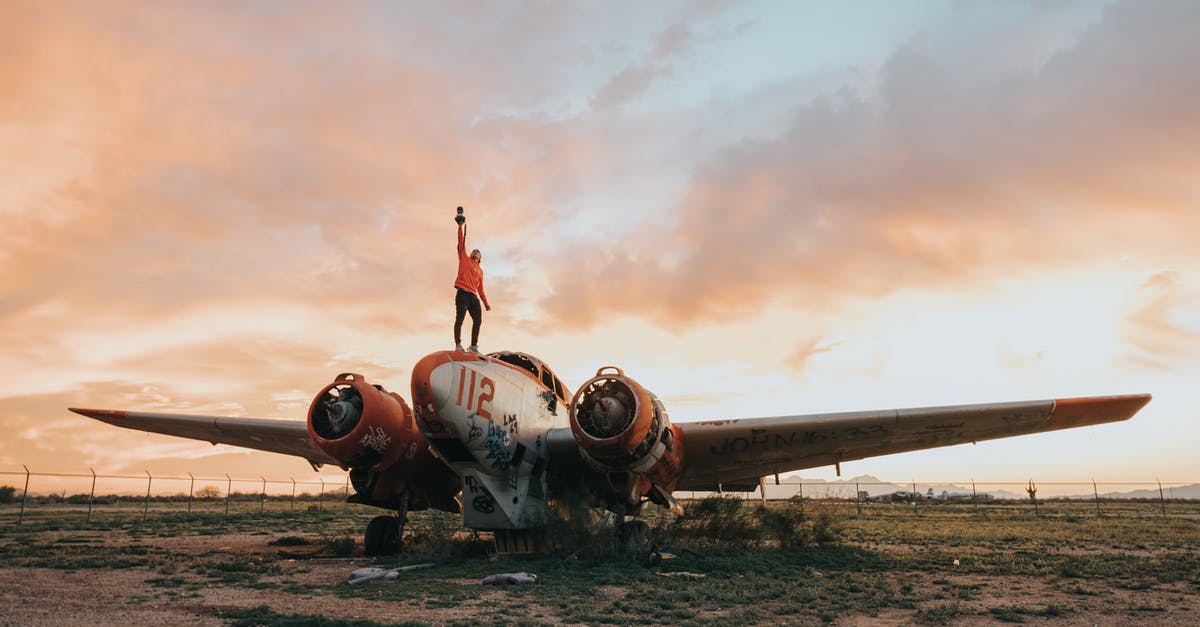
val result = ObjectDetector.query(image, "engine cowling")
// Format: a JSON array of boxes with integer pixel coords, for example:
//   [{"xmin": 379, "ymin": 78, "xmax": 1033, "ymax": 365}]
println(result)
[
  {"xmin": 569, "ymin": 367, "xmax": 684, "ymax": 511},
  {"xmin": 306, "ymin": 373, "xmax": 462, "ymax": 514},
  {"xmin": 307, "ymin": 372, "xmax": 418, "ymax": 472}
]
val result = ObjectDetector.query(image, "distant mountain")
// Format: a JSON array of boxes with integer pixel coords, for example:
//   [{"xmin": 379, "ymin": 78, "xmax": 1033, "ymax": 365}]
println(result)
[
  {"xmin": 1094, "ymin": 484, "xmax": 1200, "ymax": 500},
  {"xmin": 721, "ymin": 474, "xmax": 1200, "ymax": 501}
]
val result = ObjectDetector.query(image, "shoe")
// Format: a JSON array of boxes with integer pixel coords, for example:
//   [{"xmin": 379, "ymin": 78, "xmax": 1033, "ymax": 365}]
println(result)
[
  {"xmin": 455, "ymin": 343, "xmax": 464, "ymax": 352},
  {"xmin": 468, "ymin": 345, "xmax": 481, "ymax": 354}
]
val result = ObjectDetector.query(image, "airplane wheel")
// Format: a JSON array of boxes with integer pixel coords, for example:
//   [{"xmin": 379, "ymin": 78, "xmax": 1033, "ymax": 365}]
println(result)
[
  {"xmin": 364, "ymin": 515, "xmax": 402, "ymax": 556},
  {"xmin": 617, "ymin": 520, "xmax": 650, "ymax": 549}
]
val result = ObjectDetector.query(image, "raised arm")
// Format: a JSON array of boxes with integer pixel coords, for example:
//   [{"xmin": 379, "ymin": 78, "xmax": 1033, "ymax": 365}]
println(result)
[{"xmin": 457, "ymin": 223, "xmax": 466, "ymax": 254}]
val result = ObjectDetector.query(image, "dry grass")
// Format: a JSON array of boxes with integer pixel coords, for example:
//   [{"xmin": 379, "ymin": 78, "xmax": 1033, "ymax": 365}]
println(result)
[{"xmin": 1, "ymin": 499, "xmax": 1198, "ymax": 625}]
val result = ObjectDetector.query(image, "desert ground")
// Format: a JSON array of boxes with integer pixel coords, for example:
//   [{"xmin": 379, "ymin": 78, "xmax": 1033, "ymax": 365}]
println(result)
[{"xmin": 1, "ymin": 499, "xmax": 1198, "ymax": 625}]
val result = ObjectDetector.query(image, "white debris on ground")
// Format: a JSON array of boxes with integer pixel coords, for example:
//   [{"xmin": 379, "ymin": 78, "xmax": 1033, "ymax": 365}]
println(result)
[
  {"xmin": 347, "ymin": 567, "xmax": 399, "ymax": 584},
  {"xmin": 346, "ymin": 563, "xmax": 436, "ymax": 585},
  {"xmin": 481, "ymin": 572, "xmax": 537, "ymax": 585}
]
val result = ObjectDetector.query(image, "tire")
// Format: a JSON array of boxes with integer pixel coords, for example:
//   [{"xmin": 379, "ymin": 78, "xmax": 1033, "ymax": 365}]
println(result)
[{"xmin": 364, "ymin": 515, "xmax": 402, "ymax": 556}]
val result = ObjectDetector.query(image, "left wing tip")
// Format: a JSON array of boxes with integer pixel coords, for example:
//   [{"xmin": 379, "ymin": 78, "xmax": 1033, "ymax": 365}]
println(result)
[{"xmin": 68, "ymin": 408, "xmax": 129, "ymax": 421}]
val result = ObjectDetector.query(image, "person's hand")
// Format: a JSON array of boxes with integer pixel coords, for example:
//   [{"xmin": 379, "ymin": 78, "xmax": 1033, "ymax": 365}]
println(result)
[
  {"xmin": 455, "ymin": 214, "xmax": 465, "ymax": 225},
  {"xmin": 485, "ymin": 304, "xmax": 492, "ymax": 311}
]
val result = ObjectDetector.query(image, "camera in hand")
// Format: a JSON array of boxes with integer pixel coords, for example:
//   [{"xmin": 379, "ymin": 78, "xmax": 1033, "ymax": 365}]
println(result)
[{"xmin": 455, "ymin": 206, "xmax": 466, "ymax": 225}]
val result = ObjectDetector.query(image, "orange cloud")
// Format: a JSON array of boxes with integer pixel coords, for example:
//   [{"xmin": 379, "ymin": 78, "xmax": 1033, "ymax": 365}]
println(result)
[
  {"xmin": 1121, "ymin": 271, "xmax": 1200, "ymax": 370},
  {"xmin": 1, "ymin": 1, "xmax": 1196, "ymax": 478}
]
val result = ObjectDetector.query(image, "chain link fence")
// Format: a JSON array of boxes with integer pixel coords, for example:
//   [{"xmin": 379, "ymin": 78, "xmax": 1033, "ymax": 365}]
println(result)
[
  {"xmin": 0, "ymin": 468, "xmax": 352, "ymax": 525},
  {"xmin": 3, "ymin": 468, "xmax": 1197, "ymax": 525}
]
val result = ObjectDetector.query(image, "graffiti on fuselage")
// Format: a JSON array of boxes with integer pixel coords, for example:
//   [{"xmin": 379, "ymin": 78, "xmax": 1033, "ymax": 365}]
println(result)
[
  {"xmin": 464, "ymin": 475, "xmax": 497, "ymax": 513},
  {"xmin": 483, "ymin": 421, "xmax": 513, "ymax": 468},
  {"xmin": 465, "ymin": 414, "xmax": 483, "ymax": 443}
]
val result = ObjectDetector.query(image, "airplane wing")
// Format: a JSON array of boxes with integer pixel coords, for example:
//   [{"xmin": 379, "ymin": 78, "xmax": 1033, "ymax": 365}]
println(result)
[
  {"xmin": 68, "ymin": 408, "xmax": 340, "ymax": 468},
  {"xmin": 671, "ymin": 394, "xmax": 1150, "ymax": 491}
]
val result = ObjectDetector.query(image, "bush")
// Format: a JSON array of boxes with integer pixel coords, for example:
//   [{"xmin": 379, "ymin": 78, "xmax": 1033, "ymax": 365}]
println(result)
[
  {"xmin": 755, "ymin": 505, "xmax": 812, "ymax": 548},
  {"xmin": 0, "ymin": 486, "xmax": 16, "ymax": 504},
  {"xmin": 268, "ymin": 536, "xmax": 311, "ymax": 547},
  {"xmin": 671, "ymin": 496, "xmax": 758, "ymax": 545},
  {"xmin": 325, "ymin": 536, "xmax": 356, "ymax": 557},
  {"xmin": 407, "ymin": 510, "xmax": 479, "ymax": 558},
  {"xmin": 541, "ymin": 497, "xmax": 621, "ymax": 558},
  {"xmin": 664, "ymin": 498, "xmax": 844, "ymax": 548},
  {"xmin": 807, "ymin": 500, "xmax": 844, "ymax": 544}
]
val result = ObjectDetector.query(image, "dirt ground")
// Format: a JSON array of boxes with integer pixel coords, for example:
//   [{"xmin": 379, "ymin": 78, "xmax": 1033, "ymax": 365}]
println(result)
[{"xmin": 1, "ymin": 529, "xmax": 1197, "ymax": 625}]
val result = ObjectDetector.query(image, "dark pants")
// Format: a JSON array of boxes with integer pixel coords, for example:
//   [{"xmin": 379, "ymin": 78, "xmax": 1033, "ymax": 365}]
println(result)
[{"xmin": 454, "ymin": 288, "xmax": 482, "ymax": 346}]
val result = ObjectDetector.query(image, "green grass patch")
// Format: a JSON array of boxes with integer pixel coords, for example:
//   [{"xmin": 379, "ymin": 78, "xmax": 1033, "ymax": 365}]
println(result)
[{"xmin": 221, "ymin": 605, "xmax": 411, "ymax": 626}]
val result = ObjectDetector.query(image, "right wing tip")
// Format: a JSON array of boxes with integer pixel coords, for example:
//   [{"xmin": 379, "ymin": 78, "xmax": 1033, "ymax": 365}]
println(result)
[{"xmin": 1050, "ymin": 393, "xmax": 1152, "ymax": 428}]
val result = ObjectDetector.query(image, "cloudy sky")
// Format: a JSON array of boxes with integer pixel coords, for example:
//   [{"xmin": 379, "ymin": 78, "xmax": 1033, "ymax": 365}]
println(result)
[{"xmin": 2, "ymin": 0, "xmax": 1197, "ymax": 493}]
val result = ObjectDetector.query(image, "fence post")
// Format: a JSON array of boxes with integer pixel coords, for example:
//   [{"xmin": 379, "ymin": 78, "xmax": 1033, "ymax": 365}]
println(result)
[
  {"xmin": 88, "ymin": 467, "xmax": 97, "ymax": 523},
  {"xmin": 290, "ymin": 478, "xmax": 296, "ymax": 513},
  {"xmin": 798, "ymin": 482, "xmax": 804, "ymax": 515},
  {"xmin": 225, "ymin": 474, "xmax": 232, "ymax": 516},
  {"xmin": 912, "ymin": 480, "xmax": 918, "ymax": 514},
  {"xmin": 855, "ymin": 481, "xmax": 861, "ymax": 516},
  {"xmin": 1092, "ymin": 479, "xmax": 1100, "ymax": 517},
  {"xmin": 971, "ymin": 479, "xmax": 978, "ymax": 515},
  {"xmin": 260, "ymin": 476, "xmax": 266, "ymax": 514},
  {"xmin": 18, "ymin": 465, "xmax": 30, "ymax": 526},
  {"xmin": 343, "ymin": 476, "xmax": 350, "ymax": 512},
  {"xmin": 1158, "ymin": 480, "xmax": 1167, "ymax": 518},
  {"xmin": 319, "ymin": 479, "xmax": 325, "ymax": 513},
  {"xmin": 144, "ymin": 471, "xmax": 152, "ymax": 520},
  {"xmin": 187, "ymin": 473, "xmax": 194, "ymax": 517}
]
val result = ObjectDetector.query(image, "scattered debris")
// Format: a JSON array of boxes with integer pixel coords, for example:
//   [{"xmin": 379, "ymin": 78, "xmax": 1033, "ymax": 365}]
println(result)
[
  {"xmin": 395, "ymin": 563, "xmax": 436, "ymax": 572},
  {"xmin": 648, "ymin": 550, "xmax": 678, "ymax": 565},
  {"xmin": 482, "ymin": 572, "xmax": 537, "ymax": 585},
  {"xmin": 656, "ymin": 572, "xmax": 705, "ymax": 579},
  {"xmin": 346, "ymin": 563, "xmax": 435, "ymax": 585},
  {"xmin": 348, "ymin": 567, "xmax": 398, "ymax": 585},
  {"xmin": 953, "ymin": 559, "xmax": 961, "ymax": 566}
]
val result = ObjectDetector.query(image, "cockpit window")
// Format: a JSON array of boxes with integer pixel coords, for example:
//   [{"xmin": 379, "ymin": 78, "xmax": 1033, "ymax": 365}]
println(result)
[
  {"xmin": 552, "ymin": 376, "xmax": 567, "ymax": 403},
  {"xmin": 494, "ymin": 352, "xmax": 539, "ymax": 380},
  {"xmin": 541, "ymin": 367, "xmax": 568, "ymax": 404},
  {"xmin": 491, "ymin": 351, "xmax": 569, "ymax": 403}
]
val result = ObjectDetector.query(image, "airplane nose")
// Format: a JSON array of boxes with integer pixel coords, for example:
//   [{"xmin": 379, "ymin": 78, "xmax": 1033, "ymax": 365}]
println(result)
[{"xmin": 411, "ymin": 351, "xmax": 455, "ymax": 415}]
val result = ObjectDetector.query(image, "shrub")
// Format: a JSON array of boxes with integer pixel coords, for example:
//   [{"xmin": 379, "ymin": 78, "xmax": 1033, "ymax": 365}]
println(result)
[
  {"xmin": 326, "ymin": 535, "xmax": 356, "ymax": 557},
  {"xmin": 672, "ymin": 495, "xmax": 758, "ymax": 545},
  {"xmin": 756, "ymin": 505, "xmax": 813, "ymax": 548}
]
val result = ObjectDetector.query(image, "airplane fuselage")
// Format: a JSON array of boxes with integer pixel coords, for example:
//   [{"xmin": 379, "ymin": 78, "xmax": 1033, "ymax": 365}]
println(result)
[{"xmin": 411, "ymin": 350, "xmax": 571, "ymax": 530}]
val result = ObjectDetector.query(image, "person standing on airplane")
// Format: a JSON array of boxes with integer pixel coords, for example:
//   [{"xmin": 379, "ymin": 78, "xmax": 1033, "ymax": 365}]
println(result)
[{"xmin": 453, "ymin": 207, "xmax": 490, "ymax": 353}]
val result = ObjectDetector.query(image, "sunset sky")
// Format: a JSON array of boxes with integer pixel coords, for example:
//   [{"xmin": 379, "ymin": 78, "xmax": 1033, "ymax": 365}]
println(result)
[{"xmin": 2, "ymin": 1, "xmax": 1197, "ymax": 494}]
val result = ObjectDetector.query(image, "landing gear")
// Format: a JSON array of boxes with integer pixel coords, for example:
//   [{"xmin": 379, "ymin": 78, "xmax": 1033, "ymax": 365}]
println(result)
[
  {"xmin": 363, "ymin": 490, "xmax": 410, "ymax": 557},
  {"xmin": 617, "ymin": 519, "xmax": 650, "ymax": 549},
  {"xmin": 363, "ymin": 515, "xmax": 402, "ymax": 556}
]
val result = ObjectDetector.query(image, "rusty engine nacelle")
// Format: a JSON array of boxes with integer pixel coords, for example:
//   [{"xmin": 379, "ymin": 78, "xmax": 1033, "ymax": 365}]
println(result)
[
  {"xmin": 569, "ymin": 367, "xmax": 684, "ymax": 511},
  {"xmin": 308, "ymin": 373, "xmax": 418, "ymax": 472},
  {"xmin": 307, "ymin": 373, "xmax": 461, "ymax": 513}
]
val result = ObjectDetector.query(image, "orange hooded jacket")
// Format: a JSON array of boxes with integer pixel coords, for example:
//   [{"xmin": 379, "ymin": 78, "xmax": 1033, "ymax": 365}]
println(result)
[{"xmin": 453, "ymin": 225, "xmax": 489, "ymax": 308}]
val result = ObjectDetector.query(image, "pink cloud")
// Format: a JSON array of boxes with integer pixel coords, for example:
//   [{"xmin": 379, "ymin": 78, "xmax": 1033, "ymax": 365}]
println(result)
[{"xmin": 537, "ymin": 1, "xmax": 1200, "ymax": 328}]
